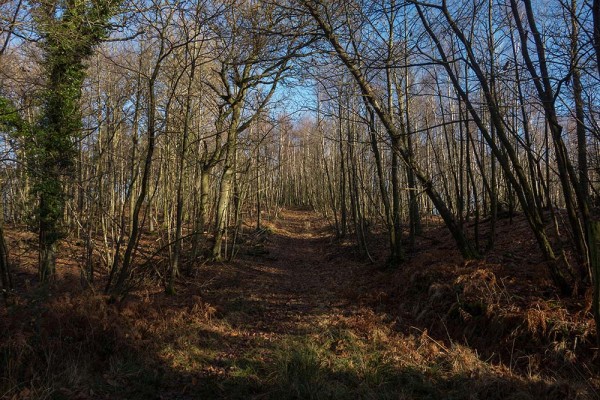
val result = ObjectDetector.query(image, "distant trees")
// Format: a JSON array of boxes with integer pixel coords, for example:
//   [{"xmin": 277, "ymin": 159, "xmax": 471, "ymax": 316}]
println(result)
[{"xmin": 207, "ymin": 1, "xmax": 298, "ymax": 261}]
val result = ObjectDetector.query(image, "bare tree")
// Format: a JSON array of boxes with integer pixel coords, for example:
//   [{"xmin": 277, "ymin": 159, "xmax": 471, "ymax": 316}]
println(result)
[{"xmin": 299, "ymin": 0, "xmax": 479, "ymax": 260}]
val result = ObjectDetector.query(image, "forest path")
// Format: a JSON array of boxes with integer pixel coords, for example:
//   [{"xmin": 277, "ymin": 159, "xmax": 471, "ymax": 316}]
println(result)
[
  {"xmin": 166, "ymin": 209, "xmax": 576, "ymax": 399},
  {"xmin": 186, "ymin": 209, "xmax": 398, "ymax": 398},
  {"xmin": 226, "ymin": 209, "xmax": 352, "ymax": 335}
]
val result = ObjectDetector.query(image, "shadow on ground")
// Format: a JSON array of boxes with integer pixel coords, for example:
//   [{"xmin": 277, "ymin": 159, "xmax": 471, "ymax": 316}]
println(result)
[{"xmin": 1, "ymin": 210, "xmax": 597, "ymax": 399}]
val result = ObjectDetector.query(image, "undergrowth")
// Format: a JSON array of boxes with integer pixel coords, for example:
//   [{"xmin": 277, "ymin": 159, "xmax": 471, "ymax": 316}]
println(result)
[
  {"xmin": 263, "ymin": 321, "xmax": 585, "ymax": 400},
  {"xmin": 4, "ymin": 288, "xmax": 589, "ymax": 400},
  {"xmin": 2, "ymin": 211, "xmax": 599, "ymax": 399}
]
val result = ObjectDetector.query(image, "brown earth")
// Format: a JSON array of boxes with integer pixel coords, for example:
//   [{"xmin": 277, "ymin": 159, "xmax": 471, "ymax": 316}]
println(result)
[{"xmin": 1, "ymin": 209, "xmax": 599, "ymax": 399}]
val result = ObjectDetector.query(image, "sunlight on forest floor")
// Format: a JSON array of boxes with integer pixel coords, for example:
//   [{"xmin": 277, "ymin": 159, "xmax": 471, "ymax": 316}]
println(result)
[{"xmin": 1, "ymin": 210, "xmax": 598, "ymax": 399}]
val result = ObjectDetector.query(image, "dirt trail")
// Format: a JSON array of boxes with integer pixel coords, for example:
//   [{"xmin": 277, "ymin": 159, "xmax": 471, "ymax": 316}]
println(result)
[
  {"xmin": 208, "ymin": 209, "xmax": 355, "ymax": 338},
  {"xmin": 186, "ymin": 209, "xmax": 594, "ymax": 399}
]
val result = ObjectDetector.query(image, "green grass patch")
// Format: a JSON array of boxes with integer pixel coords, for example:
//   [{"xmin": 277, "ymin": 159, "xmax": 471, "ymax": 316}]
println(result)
[{"xmin": 266, "ymin": 328, "xmax": 414, "ymax": 399}]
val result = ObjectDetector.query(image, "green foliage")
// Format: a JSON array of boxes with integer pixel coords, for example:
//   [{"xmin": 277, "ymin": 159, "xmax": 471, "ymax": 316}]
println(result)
[
  {"xmin": 265, "ymin": 330, "xmax": 409, "ymax": 400},
  {"xmin": 31, "ymin": 0, "xmax": 121, "ymax": 174},
  {"xmin": 28, "ymin": 0, "xmax": 121, "ymax": 278},
  {"xmin": 0, "ymin": 96, "xmax": 25, "ymax": 134},
  {"xmin": 272, "ymin": 340, "xmax": 326, "ymax": 398}
]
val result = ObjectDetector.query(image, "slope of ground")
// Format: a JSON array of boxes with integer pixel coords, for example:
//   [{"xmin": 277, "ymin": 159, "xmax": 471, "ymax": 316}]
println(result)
[{"xmin": 1, "ymin": 209, "xmax": 598, "ymax": 399}]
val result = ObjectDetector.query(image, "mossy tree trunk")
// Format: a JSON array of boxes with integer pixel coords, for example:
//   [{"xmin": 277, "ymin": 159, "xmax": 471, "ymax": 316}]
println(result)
[{"xmin": 32, "ymin": 0, "xmax": 118, "ymax": 281}]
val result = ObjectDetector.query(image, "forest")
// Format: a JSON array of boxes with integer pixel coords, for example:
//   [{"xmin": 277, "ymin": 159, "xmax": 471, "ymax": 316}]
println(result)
[{"xmin": 1, "ymin": 0, "xmax": 600, "ymax": 398}]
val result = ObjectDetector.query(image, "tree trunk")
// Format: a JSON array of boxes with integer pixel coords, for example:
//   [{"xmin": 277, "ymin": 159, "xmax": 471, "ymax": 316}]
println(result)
[
  {"xmin": 0, "ymin": 186, "xmax": 12, "ymax": 300},
  {"xmin": 212, "ymin": 165, "xmax": 234, "ymax": 261},
  {"xmin": 192, "ymin": 166, "xmax": 210, "ymax": 260}
]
